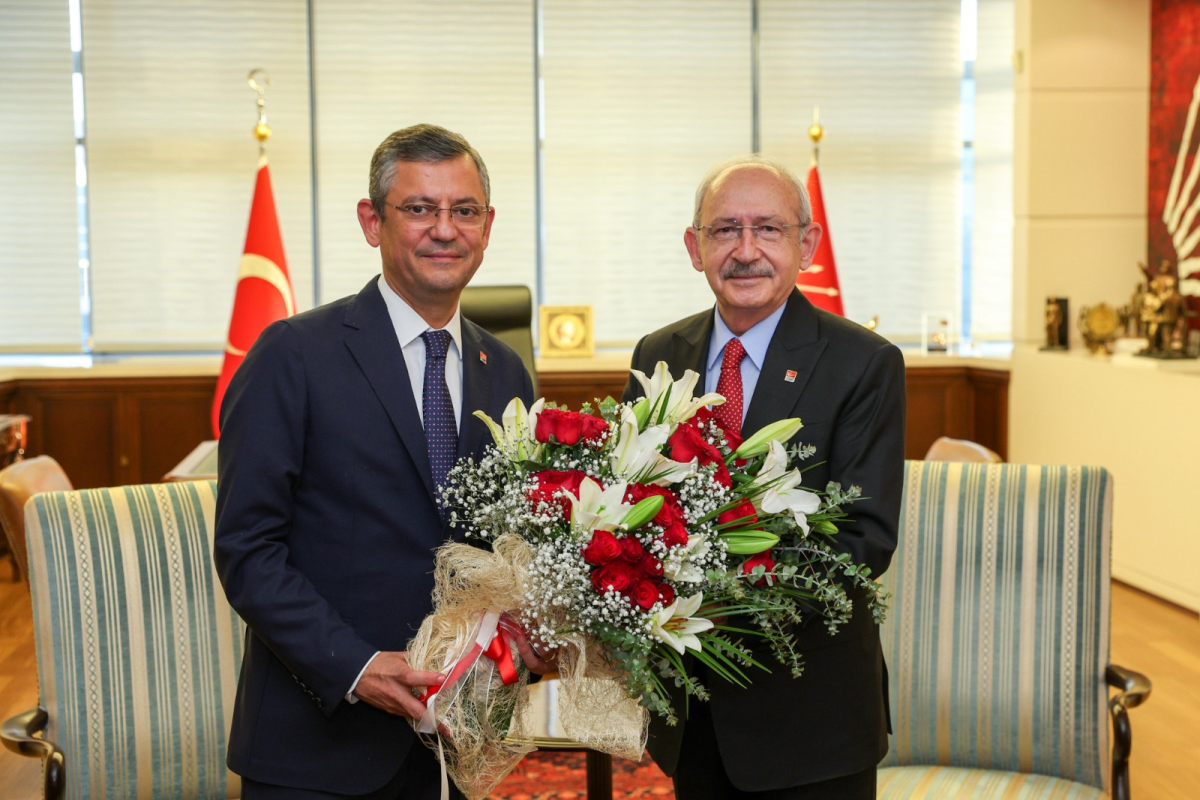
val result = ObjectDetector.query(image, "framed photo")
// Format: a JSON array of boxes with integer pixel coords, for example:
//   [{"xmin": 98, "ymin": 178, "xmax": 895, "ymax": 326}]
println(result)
[{"xmin": 539, "ymin": 305, "xmax": 594, "ymax": 358}]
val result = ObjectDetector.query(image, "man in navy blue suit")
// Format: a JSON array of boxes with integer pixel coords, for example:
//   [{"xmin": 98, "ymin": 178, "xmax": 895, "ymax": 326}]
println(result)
[{"xmin": 215, "ymin": 124, "xmax": 550, "ymax": 799}]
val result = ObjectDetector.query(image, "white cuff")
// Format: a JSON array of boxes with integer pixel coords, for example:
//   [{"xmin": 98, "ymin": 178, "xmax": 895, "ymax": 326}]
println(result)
[{"xmin": 345, "ymin": 651, "xmax": 380, "ymax": 704}]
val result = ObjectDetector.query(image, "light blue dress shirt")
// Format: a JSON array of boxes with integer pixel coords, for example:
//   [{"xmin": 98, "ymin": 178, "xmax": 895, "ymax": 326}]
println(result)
[{"xmin": 704, "ymin": 303, "xmax": 788, "ymax": 427}]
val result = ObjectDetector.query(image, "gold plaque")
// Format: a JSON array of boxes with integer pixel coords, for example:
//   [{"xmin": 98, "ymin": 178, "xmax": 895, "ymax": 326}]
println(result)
[
  {"xmin": 1078, "ymin": 302, "xmax": 1122, "ymax": 354},
  {"xmin": 539, "ymin": 305, "xmax": 594, "ymax": 358}
]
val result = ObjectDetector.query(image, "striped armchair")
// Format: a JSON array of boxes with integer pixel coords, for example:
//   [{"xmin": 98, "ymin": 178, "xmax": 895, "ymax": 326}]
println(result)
[
  {"xmin": 0, "ymin": 480, "xmax": 245, "ymax": 799},
  {"xmin": 878, "ymin": 462, "xmax": 1150, "ymax": 799}
]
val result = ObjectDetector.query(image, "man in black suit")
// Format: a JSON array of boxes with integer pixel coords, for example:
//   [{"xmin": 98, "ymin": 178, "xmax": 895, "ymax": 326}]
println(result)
[
  {"xmin": 215, "ymin": 124, "xmax": 550, "ymax": 799},
  {"xmin": 622, "ymin": 156, "xmax": 905, "ymax": 799}
]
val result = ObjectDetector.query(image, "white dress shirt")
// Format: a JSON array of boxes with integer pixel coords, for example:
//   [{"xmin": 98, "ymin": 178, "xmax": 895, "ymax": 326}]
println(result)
[
  {"xmin": 346, "ymin": 276, "xmax": 466, "ymax": 703},
  {"xmin": 705, "ymin": 302, "xmax": 787, "ymax": 427}
]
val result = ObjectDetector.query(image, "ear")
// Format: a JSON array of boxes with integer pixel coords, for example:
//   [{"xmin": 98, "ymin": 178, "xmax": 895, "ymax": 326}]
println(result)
[
  {"xmin": 798, "ymin": 222, "xmax": 823, "ymax": 271},
  {"xmin": 480, "ymin": 206, "xmax": 496, "ymax": 250},
  {"xmin": 357, "ymin": 199, "xmax": 383, "ymax": 247},
  {"xmin": 684, "ymin": 227, "xmax": 704, "ymax": 273}
]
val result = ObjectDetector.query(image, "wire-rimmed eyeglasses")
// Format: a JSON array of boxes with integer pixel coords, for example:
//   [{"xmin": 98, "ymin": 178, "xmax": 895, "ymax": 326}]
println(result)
[
  {"xmin": 697, "ymin": 220, "xmax": 806, "ymax": 243},
  {"xmin": 390, "ymin": 203, "xmax": 490, "ymax": 229}
]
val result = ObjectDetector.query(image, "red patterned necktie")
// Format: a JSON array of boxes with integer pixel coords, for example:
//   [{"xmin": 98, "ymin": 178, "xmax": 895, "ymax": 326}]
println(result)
[{"xmin": 713, "ymin": 338, "xmax": 746, "ymax": 435}]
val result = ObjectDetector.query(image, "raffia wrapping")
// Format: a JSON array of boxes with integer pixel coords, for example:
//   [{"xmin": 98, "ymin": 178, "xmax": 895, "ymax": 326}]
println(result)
[{"xmin": 407, "ymin": 533, "xmax": 648, "ymax": 799}]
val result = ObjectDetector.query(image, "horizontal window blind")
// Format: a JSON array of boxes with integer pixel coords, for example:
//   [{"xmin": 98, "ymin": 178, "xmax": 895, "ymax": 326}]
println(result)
[
  {"xmin": 541, "ymin": 0, "xmax": 752, "ymax": 346},
  {"xmin": 759, "ymin": 0, "xmax": 964, "ymax": 343},
  {"xmin": 311, "ymin": 0, "xmax": 536, "ymax": 306},
  {"xmin": 0, "ymin": 0, "xmax": 82, "ymax": 351},
  {"xmin": 971, "ymin": 0, "xmax": 1014, "ymax": 341},
  {"xmin": 82, "ymin": 0, "xmax": 313, "ymax": 350}
]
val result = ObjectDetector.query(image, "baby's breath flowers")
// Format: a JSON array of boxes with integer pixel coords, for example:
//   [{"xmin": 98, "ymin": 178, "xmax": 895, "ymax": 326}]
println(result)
[{"xmin": 439, "ymin": 364, "xmax": 887, "ymax": 723}]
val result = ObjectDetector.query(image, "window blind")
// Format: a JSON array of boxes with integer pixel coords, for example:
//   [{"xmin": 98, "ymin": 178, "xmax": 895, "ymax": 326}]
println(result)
[
  {"xmin": 81, "ymin": 0, "xmax": 313, "ymax": 350},
  {"xmin": 759, "ymin": 0, "xmax": 964, "ymax": 343},
  {"xmin": 541, "ymin": 0, "xmax": 752, "ymax": 347},
  {"xmin": 311, "ymin": 0, "xmax": 536, "ymax": 306},
  {"xmin": 971, "ymin": 0, "xmax": 1014, "ymax": 341},
  {"xmin": 0, "ymin": 1, "xmax": 81, "ymax": 351}
]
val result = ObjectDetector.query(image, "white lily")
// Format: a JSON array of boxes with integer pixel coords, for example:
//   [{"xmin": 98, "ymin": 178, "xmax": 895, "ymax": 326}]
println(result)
[
  {"xmin": 649, "ymin": 593, "xmax": 714, "ymax": 654},
  {"xmin": 749, "ymin": 440, "xmax": 821, "ymax": 534},
  {"xmin": 663, "ymin": 534, "xmax": 711, "ymax": 583},
  {"xmin": 567, "ymin": 477, "xmax": 632, "ymax": 533},
  {"xmin": 629, "ymin": 361, "xmax": 725, "ymax": 428},
  {"xmin": 610, "ymin": 410, "xmax": 697, "ymax": 486},
  {"xmin": 474, "ymin": 397, "xmax": 546, "ymax": 459}
]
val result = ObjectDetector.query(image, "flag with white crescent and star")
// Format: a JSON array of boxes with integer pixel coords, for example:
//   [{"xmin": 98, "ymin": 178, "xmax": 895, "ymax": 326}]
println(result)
[
  {"xmin": 211, "ymin": 156, "xmax": 295, "ymax": 437},
  {"xmin": 799, "ymin": 164, "xmax": 845, "ymax": 316}
]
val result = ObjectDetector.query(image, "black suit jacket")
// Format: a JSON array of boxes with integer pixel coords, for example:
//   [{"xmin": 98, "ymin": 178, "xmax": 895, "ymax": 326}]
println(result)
[
  {"xmin": 622, "ymin": 288, "xmax": 905, "ymax": 791},
  {"xmin": 214, "ymin": 276, "xmax": 535, "ymax": 794}
]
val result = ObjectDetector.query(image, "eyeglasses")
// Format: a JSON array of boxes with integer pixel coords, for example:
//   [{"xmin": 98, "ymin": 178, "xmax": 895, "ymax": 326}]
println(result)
[
  {"xmin": 697, "ymin": 220, "xmax": 805, "ymax": 243},
  {"xmin": 390, "ymin": 203, "xmax": 490, "ymax": 229}
]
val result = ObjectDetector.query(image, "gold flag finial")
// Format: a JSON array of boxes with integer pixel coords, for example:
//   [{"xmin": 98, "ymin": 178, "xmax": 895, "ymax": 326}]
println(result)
[
  {"xmin": 248, "ymin": 69, "xmax": 273, "ymax": 153},
  {"xmin": 808, "ymin": 107, "xmax": 823, "ymax": 167}
]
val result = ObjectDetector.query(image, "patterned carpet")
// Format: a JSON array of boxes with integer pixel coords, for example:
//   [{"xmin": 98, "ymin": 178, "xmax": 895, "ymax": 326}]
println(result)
[{"xmin": 488, "ymin": 750, "xmax": 675, "ymax": 799}]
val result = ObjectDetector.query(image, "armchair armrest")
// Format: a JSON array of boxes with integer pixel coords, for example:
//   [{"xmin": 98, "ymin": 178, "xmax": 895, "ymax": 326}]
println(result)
[
  {"xmin": 1106, "ymin": 663, "xmax": 1152, "ymax": 800},
  {"xmin": 1, "ymin": 706, "xmax": 65, "ymax": 799}
]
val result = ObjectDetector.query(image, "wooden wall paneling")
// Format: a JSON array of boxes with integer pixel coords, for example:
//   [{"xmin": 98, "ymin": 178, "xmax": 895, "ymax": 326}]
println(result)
[
  {"xmin": 0, "ymin": 365, "xmax": 1008, "ymax": 490},
  {"xmin": 129, "ymin": 382, "xmax": 218, "ymax": 483},
  {"xmin": 12, "ymin": 382, "xmax": 121, "ymax": 489},
  {"xmin": 967, "ymin": 369, "xmax": 1009, "ymax": 459},
  {"xmin": 537, "ymin": 371, "xmax": 629, "ymax": 410}
]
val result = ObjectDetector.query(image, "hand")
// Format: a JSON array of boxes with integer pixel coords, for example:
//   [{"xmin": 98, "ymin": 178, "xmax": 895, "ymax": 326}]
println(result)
[
  {"xmin": 352, "ymin": 651, "xmax": 445, "ymax": 720},
  {"xmin": 511, "ymin": 629, "xmax": 557, "ymax": 676}
]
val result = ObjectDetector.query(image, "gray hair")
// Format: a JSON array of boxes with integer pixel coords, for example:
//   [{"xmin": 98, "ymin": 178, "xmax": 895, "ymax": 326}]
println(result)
[
  {"xmin": 692, "ymin": 154, "xmax": 811, "ymax": 228},
  {"xmin": 369, "ymin": 124, "xmax": 491, "ymax": 217}
]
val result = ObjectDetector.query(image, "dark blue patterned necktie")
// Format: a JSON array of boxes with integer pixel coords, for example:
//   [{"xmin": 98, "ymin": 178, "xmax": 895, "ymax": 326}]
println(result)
[{"xmin": 421, "ymin": 329, "xmax": 458, "ymax": 511}]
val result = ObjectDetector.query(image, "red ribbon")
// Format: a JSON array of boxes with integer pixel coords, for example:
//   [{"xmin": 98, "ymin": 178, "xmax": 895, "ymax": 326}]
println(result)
[{"xmin": 418, "ymin": 614, "xmax": 520, "ymax": 703}]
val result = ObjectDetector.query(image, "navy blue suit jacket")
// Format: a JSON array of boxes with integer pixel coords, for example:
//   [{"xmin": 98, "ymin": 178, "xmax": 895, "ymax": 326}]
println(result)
[{"xmin": 214, "ymin": 276, "xmax": 535, "ymax": 793}]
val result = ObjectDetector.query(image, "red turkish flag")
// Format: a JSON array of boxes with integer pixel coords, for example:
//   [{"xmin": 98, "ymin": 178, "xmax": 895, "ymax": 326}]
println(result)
[
  {"xmin": 799, "ymin": 165, "xmax": 845, "ymax": 316},
  {"xmin": 212, "ymin": 158, "xmax": 295, "ymax": 437}
]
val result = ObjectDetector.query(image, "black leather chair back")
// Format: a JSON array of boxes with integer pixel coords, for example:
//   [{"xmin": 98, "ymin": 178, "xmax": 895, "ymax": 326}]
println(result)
[{"xmin": 460, "ymin": 285, "xmax": 538, "ymax": 394}]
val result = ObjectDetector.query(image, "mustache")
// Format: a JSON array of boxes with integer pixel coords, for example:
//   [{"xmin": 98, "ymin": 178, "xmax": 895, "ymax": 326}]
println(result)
[{"xmin": 719, "ymin": 260, "xmax": 775, "ymax": 280}]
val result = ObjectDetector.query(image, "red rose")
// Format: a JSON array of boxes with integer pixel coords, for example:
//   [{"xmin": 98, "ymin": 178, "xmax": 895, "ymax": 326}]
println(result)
[
  {"xmin": 637, "ymin": 551, "xmax": 664, "ymax": 578},
  {"xmin": 741, "ymin": 551, "xmax": 776, "ymax": 587},
  {"xmin": 535, "ymin": 408, "xmax": 609, "ymax": 446},
  {"xmin": 528, "ymin": 469, "xmax": 588, "ymax": 518},
  {"xmin": 630, "ymin": 579, "xmax": 661, "ymax": 611},
  {"xmin": 582, "ymin": 529, "xmax": 622, "ymax": 566},
  {"xmin": 591, "ymin": 561, "xmax": 637, "ymax": 594},
  {"xmin": 624, "ymin": 484, "xmax": 685, "ymax": 528},
  {"xmin": 660, "ymin": 520, "xmax": 689, "ymax": 548},
  {"xmin": 669, "ymin": 424, "xmax": 730, "ymax": 486},
  {"xmin": 668, "ymin": 423, "xmax": 723, "ymax": 467},
  {"xmin": 658, "ymin": 582, "xmax": 676, "ymax": 606},
  {"xmin": 718, "ymin": 498, "xmax": 759, "ymax": 528},
  {"xmin": 619, "ymin": 535, "xmax": 645, "ymax": 564}
]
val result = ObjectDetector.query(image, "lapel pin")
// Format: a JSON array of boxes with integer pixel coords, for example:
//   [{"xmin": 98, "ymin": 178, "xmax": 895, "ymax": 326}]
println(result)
[
  {"xmin": 784, "ymin": 369, "xmax": 798, "ymax": 383},
  {"xmin": 479, "ymin": 351, "xmax": 488, "ymax": 365}
]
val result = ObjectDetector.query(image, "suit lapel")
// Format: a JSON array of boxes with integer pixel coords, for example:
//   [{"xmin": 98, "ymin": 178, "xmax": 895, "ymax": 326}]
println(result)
[
  {"xmin": 457, "ymin": 320, "xmax": 492, "ymax": 460},
  {"xmin": 342, "ymin": 278, "xmax": 436, "ymax": 499},
  {"xmin": 670, "ymin": 311, "xmax": 714, "ymax": 382},
  {"xmin": 743, "ymin": 290, "xmax": 828, "ymax": 437}
]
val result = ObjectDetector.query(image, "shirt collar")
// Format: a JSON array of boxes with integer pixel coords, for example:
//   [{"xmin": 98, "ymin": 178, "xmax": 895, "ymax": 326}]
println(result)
[
  {"xmin": 707, "ymin": 301, "xmax": 787, "ymax": 371},
  {"xmin": 377, "ymin": 274, "xmax": 462, "ymax": 354}
]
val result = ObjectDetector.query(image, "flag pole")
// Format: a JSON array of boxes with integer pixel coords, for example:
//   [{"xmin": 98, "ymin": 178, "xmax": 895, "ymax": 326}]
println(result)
[
  {"xmin": 808, "ymin": 107, "xmax": 822, "ymax": 168},
  {"xmin": 248, "ymin": 68, "xmax": 273, "ymax": 156},
  {"xmin": 212, "ymin": 69, "xmax": 294, "ymax": 437}
]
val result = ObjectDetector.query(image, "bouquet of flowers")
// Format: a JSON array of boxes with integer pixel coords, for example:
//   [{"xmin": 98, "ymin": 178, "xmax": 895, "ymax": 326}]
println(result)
[{"xmin": 405, "ymin": 361, "xmax": 887, "ymax": 798}]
